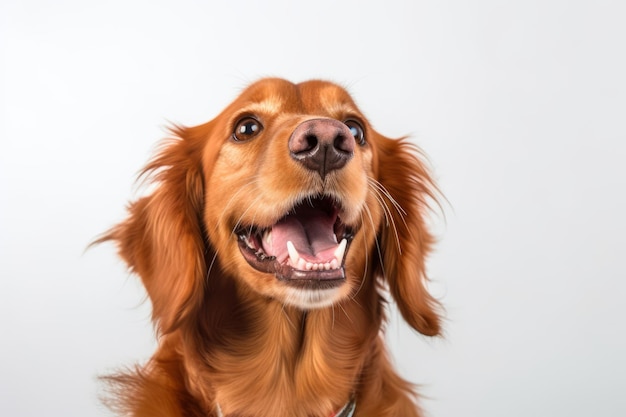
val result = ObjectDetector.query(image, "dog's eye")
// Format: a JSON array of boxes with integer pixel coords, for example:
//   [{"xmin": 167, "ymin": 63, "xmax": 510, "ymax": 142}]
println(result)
[
  {"xmin": 344, "ymin": 119, "xmax": 366, "ymax": 146},
  {"xmin": 233, "ymin": 117, "xmax": 263, "ymax": 141}
]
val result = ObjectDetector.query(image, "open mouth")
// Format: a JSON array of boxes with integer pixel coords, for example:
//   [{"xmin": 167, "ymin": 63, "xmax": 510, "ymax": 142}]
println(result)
[{"xmin": 236, "ymin": 195, "xmax": 355, "ymax": 288}]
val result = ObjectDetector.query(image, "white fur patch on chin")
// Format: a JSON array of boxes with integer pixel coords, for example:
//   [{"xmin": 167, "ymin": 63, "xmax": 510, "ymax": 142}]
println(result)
[{"xmin": 283, "ymin": 287, "xmax": 343, "ymax": 310}]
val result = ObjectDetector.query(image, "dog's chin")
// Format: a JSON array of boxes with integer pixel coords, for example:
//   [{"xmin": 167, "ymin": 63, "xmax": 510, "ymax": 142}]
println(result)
[{"xmin": 281, "ymin": 286, "xmax": 345, "ymax": 310}]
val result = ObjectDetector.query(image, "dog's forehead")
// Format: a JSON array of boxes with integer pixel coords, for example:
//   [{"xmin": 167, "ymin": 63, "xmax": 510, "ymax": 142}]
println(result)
[
  {"xmin": 298, "ymin": 80, "xmax": 359, "ymax": 115},
  {"xmin": 235, "ymin": 78, "xmax": 359, "ymax": 116}
]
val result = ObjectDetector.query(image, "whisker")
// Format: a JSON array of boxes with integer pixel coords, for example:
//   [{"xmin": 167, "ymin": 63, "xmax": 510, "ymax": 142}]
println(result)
[
  {"xmin": 367, "ymin": 180, "xmax": 402, "ymax": 255},
  {"xmin": 338, "ymin": 302, "xmax": 353, "ymax": 324},
  {"xmin": 368, "ymin": 178, "xmax": 409, "ymax": 237},
  {"xmin": 368, "ymin": 181, "xmax": 392, "ymax": 228},
  {"xmin": 362, "ymin": 203, "xmax": 386, "ymax": 282},
  {"xmin": 280, "ymin": 302, "xmax": 297, "ymax": 331},
  {"xmin": 214, "ymin": 177, "xmax": 261, "ymax": 235},
  {"xmin": 368, "ymin": 177, "xmax": 407, "ymax": 218},
  {"xmin": 349, "ymin": 212, "xmax": 369, "ymax": 301},
  {"xmin": 230, "ymin": 194, "xmax": 265, "ymax": 237},
  {"xmin": 206, "ymin": 248, "xmax": 220, "ymax": 281},
  {"xmin": 246, "ymin": 194, "xmax": 267, "ymax": 236},
  {"xmin": 368, "ymin": 184, "xmax": 386, "ymax": 225}
]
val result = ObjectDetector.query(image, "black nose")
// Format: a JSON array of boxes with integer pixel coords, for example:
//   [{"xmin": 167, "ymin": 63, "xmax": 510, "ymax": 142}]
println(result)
[{"xmin": 288, "ymin": 119, "xmax": 355, "ymax": 179}]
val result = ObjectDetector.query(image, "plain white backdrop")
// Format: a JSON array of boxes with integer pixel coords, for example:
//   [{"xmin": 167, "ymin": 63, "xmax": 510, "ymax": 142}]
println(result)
[{"xmin": 1, "ymin": 1, "xmax": 625, "ymax": 416}]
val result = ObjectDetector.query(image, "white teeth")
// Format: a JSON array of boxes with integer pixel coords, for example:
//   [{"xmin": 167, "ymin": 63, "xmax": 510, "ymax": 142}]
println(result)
[
  {"xmin": 263, "ymin": 230, "xmax": 272, "ymax": 251},
  {"xmin": 286, "ymin": 239, "xmax": 347, "ymax": 271},
  {"xmin": 299, "ymin": 260, "xmax": 338, "ymax": 271},
  {"xmin": 333, "ymin": 239, "xmax": 347, "ymax": 263},
  {"xmin": 297, "ymin": 257, "xmax": 307, "ymax": 270},
  {"xmin": 286, "ymin": 241, "xmax": 299, "ymax": 266}
]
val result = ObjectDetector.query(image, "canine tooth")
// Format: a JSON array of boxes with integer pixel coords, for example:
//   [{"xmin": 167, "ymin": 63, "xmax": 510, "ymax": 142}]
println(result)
[
  {"xmin": 330, "ymin": 259, "xmax": 339, "ymax": 269},
  {"xmin": 286, "ymin": 241, "xmax": 300, "ymax": 267},
  {"xmin": 334, "ymin": 239, "xmax": 347, "ymax": 262}
]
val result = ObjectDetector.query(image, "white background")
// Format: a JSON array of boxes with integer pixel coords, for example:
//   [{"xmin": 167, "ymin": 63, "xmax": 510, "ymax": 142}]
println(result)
[{"xmin": 1, "ymin": 1, "xmax": 625, "ymax": 416}]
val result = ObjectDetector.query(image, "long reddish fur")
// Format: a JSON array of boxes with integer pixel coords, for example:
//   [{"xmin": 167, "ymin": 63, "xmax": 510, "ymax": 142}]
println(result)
[{"xmin": 98, "ymin": 79, "xmax": 441, "ymax": 417}]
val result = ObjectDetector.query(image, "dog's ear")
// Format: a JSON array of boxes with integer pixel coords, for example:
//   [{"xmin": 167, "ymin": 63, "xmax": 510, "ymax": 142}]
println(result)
[
  {"xmin": 98, "ymin": 124, "xmax": 210, "ymax": 334},
  {"xmin": 373, "ymin": 135, "xmax": 442, "ymax": 336}
]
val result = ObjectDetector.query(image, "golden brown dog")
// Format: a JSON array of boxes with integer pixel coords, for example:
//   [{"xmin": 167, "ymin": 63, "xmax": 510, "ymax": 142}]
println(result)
[{"xmin": 100, "ymin": 78, "xmax": 442, "ymax": 417}]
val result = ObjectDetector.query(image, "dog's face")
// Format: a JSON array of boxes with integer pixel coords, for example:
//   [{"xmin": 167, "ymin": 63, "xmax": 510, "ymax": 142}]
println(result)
[
  {"xmin": 202, "ymin": 79, "xmax": 380, "ymax": 309},
  {"xmin": 105, "ymin": 78, "xmax": 440, "ymax": 336}
]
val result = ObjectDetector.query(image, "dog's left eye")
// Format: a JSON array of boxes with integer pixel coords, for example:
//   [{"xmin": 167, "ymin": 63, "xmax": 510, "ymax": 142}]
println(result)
[
  {"xmin": 233, "ymin": 117, "xmax": 263, "ymax": 141},
  {"xmin": 344, "ymin": 119, "xmax": 366, "ymax": 146}
]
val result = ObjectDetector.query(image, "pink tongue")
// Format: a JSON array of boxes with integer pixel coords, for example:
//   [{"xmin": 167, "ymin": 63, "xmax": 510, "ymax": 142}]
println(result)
[{"xmin": 264, "ymin": 207, "xmax": 338, "ymax": 263}]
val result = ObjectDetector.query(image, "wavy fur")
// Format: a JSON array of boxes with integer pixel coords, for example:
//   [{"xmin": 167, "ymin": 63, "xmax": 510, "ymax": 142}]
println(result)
[{"xmin": 98, "ymin": 78, "xmax": 442, "ymax": 417}]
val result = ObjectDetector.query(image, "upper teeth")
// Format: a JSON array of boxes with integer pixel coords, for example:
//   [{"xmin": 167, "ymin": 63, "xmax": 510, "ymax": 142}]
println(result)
[
  {"xmin": 263, "ymin": 230, "xmax": 273, "ymax": 252},
  {"xmin": 333, "ymin": 238, "xmax": 347, "ymax": 262},
  {"xmin": 286, "ymin": 239, "xmax": 347, "ymax": 271}
]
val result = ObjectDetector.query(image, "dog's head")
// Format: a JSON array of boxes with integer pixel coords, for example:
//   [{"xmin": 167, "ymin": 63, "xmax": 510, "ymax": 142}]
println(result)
[{"xmin": 103, "ymin": 78, "xmax": 441, "ymax": 336}]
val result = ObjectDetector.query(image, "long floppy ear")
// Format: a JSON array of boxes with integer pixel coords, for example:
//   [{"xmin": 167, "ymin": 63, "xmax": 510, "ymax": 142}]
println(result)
[
  {"xmin": 98, "ymin": 124, "xmax": 209, "ymax": 335},
  {"xmin": 374, "ymin": 135, "xmax": 442, "ymax": 336}
]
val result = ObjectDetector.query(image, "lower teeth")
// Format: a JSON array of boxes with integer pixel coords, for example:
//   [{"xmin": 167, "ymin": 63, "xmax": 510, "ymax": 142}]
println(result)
[{"xmin": 287, "ymin": 239, "xmax": 346, "ymax": 271}]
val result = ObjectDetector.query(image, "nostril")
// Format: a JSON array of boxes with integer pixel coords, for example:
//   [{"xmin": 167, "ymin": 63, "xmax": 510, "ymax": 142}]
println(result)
[
  {"xmin": 304, "ymin": 134, "xmax": 318, "ymax": 153},
  {"xmin": 333, "ymin": 132, "xmax": 354, "ymax": 154},
  {"xmin": 290, "ymin": 132, "xmax": 320, "ymax": 155}
]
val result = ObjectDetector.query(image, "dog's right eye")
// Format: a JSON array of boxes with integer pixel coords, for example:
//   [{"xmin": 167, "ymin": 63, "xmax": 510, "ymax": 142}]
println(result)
[{"xmin": 233, "ymin": 117, "xmax": 263, "ymax": 142}]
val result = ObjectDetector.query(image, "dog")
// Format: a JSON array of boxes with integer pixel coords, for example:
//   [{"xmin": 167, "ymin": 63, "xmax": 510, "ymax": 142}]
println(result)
[{"xmin": 99, "ymin": 78, "xmax": 442, "ymax": 417}]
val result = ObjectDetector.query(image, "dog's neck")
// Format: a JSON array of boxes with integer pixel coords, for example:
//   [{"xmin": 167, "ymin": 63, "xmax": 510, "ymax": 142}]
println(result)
[
  {"xmin": 216, "ymin": 397, "xmax": 356, "ymax": 417},
  {"xmin": 181, "ymin": 276, "xmax": 382, "ymax": 417}
]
